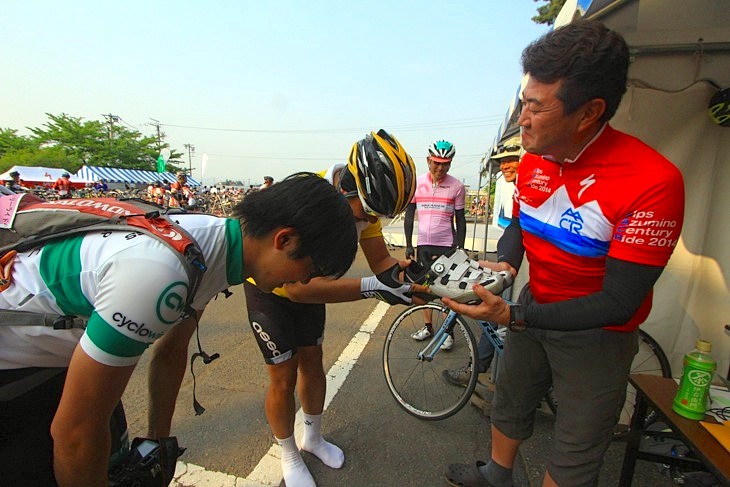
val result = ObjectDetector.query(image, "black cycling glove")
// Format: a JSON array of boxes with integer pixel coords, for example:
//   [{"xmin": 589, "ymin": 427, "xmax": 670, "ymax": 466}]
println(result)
[{"xmin": 360, "ymin": 263, "xmax": 413, "ymax": 305}]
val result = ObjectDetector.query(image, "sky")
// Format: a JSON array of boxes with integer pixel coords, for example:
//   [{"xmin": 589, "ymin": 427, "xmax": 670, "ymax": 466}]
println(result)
[{"xmin": 1, "ymin": 1, "xmax": 549, "ymax": 188}]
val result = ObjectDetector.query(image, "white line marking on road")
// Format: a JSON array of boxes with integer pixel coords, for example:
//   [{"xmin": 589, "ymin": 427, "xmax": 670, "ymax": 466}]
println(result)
[{"xmin": 171, "ymin": 301, "xmax": 390, "ymax": 487}]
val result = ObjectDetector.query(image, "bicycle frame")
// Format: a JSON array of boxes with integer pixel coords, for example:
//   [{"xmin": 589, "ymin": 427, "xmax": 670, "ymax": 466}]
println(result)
[
  {"xmin": 417, "ymin": 309, "xmax": 459, "ymax": 362},
  {"xmin": 417, "ymin": 308, "xmax": 505, "ymax": 366}
]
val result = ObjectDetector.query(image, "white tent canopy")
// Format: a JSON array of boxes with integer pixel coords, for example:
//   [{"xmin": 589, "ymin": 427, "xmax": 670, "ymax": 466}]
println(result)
[
  {"xmin": 0, "ymin": 165, "xmax": 92, "ymax": 186},
  {"xmin": 75, "ymin": 165, "xmax": 201, "ymax": 186}
]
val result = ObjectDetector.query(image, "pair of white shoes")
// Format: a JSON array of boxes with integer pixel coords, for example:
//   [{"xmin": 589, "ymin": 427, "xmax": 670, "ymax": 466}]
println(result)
[{"xmin": 410, "ymin": 325, "xmax": 453, "ymax": 350}]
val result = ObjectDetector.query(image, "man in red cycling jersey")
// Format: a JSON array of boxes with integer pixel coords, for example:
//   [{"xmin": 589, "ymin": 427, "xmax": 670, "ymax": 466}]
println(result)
[
  {"xmin": 169, "ymin": 172, "xmax": 189, "ymax": 208},
  {"xmin": 52, "ymin": 172, "xmax": 73, "ymax": 199},
  {"xmin": 443, "ymin": 20, "xmax": 685, "ymax": 487}
]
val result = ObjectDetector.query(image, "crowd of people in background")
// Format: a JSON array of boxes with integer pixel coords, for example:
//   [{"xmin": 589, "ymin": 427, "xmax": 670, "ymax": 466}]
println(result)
[
  {"xmin": 1, "ymin": 171, "xmax": 278, "ymax": 217},
  {"xmin": 469, "ymin": 196, "xmax": 488, "ymax": 218},
  {"xmin": 3, "ymin": 166, "xmax": 509, "ymax": 225}
]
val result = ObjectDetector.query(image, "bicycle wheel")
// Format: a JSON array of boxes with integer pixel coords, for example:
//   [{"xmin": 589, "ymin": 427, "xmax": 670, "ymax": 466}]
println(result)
[
  {"xmin": 383, "ymin": 303, "xmax": 478, "ymax": 420},
  {"xmin": 614, "ymin": 329, "xmax": 671, "ymax": 437}
]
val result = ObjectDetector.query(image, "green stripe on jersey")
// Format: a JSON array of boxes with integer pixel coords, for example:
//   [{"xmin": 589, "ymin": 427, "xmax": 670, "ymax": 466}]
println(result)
[
  {"xmin": 225, "ymin": 218, "xmax": 244, "ymax": 285},
  {"xmin": 39, "ymin": 236, "xmax": 93, "ymax": 316},
  {"xmin": 85, "ymin": 312, "xmax": 149, "ymax": 358}
]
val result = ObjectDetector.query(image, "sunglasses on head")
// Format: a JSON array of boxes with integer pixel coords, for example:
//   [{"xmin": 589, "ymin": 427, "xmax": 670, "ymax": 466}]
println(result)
[{"xmin": 498, "ymin": 144, "xmax": 521, "ymax": 153}]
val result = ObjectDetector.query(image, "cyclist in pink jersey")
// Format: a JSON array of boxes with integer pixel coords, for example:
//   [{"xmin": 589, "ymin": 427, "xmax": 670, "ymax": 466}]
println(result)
[
  {"xmin": 443, "ymin": 21, "xmax": 684, "ymax": 487},
  {"xmin": 405, "ymin": 139, "xmax": 466, "ymax": 349},
  {"xmin": 443, "ymin": 135, "xmax": 523, "ymax": 388}
]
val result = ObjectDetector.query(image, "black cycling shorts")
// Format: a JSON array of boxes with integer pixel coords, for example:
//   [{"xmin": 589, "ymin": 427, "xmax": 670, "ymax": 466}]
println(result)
[
  {"xmin": 0, "ymin": 368, "xmax": 128, "ymax": 484},
  {"xmin": 416, "ymin": 245, "xmax": 455, "ymax": 267},
  {"xmin": 243, "ymin": 280, "xmax": 325, "ymax": 365}
]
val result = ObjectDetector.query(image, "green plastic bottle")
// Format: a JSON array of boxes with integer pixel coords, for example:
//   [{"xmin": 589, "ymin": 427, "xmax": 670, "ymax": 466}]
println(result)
[{"xmin": 672, "ymin": 339, "xmax": 716, "ymax": 420}]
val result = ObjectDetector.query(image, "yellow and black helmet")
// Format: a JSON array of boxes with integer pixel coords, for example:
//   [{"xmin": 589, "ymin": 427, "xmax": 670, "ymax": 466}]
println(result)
[{"xmin": 346, "ymin": 129, "xmax": 416, "ymax": 217}]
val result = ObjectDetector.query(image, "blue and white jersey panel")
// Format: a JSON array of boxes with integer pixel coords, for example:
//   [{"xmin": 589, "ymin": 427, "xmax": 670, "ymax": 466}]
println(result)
[{"xmin": 519, "ymin": 185, "xmax": 613, "ymax": 258}]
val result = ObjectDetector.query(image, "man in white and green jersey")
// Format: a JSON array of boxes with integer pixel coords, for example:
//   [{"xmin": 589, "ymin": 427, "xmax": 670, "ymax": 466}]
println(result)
[{"xmin": 0, "ymin": 173, "xmax": 358, "ymax": 487}]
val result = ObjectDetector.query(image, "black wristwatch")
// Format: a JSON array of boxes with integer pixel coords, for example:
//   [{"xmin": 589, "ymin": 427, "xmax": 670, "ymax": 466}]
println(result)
[{"xmin": 509, "ymin": 304, "xmax": 527, "ymax": 332}]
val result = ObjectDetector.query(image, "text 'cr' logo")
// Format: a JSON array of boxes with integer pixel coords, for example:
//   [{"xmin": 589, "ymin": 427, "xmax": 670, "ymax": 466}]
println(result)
[
  {"xmin": 559, "ymin": 208, "xmax": 584, "ymax": 234},
  {"xmin": 156, "ymin": 281, "xmax": 188, "ymax": 324}
]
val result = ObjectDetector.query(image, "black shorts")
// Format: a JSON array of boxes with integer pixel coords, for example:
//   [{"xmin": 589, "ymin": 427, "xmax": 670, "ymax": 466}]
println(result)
[
  {"xmin": 0, "ymin": 368, "xmax": 128, "ymax": 484},
  {"xmin": 243, "ymin": 280, "xmax": 325, "ymax": 365},
  {"xmin": 416, "ymin": 245, "xmax": 455, "ymax": 267}
]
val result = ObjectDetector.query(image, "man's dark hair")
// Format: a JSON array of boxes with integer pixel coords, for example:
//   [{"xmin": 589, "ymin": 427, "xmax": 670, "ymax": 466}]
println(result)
[
  {"xmin": 232, "ymin": 172, "xmax": 357, "ymax": 279},
  {"xmin": 521, "ymin": 19, "xmax": 629, "ymax": 122}
]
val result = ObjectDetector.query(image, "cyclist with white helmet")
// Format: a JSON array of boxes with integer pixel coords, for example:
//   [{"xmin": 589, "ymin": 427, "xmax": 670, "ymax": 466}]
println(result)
[
  {"xmin": 243, "ymin": 129, "xmax": 427, "ymax": 487},
  {"xmin": 404, "ymin": 139, "xmax": 466, "ymax": 350}
]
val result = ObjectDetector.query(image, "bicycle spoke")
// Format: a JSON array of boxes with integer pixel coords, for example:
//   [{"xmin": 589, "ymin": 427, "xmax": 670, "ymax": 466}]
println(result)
[
  {"xmin": 384, "ymin": 304, "xmax": 477, "ymax": 420},
  {"xmin": 614, "ymin": 330, "xmax": 671, "ymax": 437}
]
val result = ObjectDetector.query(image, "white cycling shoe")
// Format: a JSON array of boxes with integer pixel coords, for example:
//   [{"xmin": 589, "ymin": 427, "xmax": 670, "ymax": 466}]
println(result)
[
  {"xmin": 407, "ymin": 249, "xmax": 513, "ymax": 304},
  {"xmin": 410, "ymin": 325, "xmax": 433, "ymax": 341}
]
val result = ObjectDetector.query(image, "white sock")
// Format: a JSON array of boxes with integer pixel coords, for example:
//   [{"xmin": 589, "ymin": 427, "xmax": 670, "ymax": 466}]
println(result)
[
  {"xmin": 299, "ymin": 412, "xmax": 345, "ymax": 469},
  {"xmin": 276, "ymin": 435, "xmax": 315, "ymax": 487}
]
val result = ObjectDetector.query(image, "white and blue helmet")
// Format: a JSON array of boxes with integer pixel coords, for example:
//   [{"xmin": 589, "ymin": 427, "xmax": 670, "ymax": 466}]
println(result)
[{"xmin": 428, "ymin": 140, "xmax": 455, "ymax": 161}]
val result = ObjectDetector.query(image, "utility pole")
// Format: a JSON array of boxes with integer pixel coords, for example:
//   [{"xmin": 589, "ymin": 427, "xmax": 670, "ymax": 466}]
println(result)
[
  {"xmin": 102, "ymin": 113, "xmax": 120, "ymax": 163},
  {"xmin": 183, "ymin": 144, "xmax": 195, "ymax": 175},
  {"xmin": 102, "ymin": 113, "xmax": 119, "ymax": 139},
  {"xmin": 149, "ymin": 118, "xmax": 162, "ymax": 151}
]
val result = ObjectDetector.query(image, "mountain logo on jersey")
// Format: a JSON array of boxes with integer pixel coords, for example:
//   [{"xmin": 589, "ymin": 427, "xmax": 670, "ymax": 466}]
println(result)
[
  {"xmin": 520, "ymin": 185, "xmax": 612, "ymax": 258},
  {"xmin": 559, "ymin": 208, "xmax": 584, "ymax": 234}
]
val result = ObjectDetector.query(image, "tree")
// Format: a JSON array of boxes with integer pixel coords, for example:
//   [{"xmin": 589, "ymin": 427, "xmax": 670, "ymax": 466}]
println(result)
[
  {"xmin": 20, "ymin": 113, "xmax": 185, "ymax": 172},
  {"xmin": 219, "ymin": 179, "xmax": 244, "ymax": 186},
  {"xmin": 0, "ymin": 146, "xmax": 77, "ymax": 172},
  {"xmin": 28, "ymin": 114, "xmax": 105, "ymax": 170},
  {"xmin": 532, "ymin": 0, "xmax": 567, "ymax": 25},
  {"xmin": 0, "ymin": 128, "xmax": 37, "ymax": 158},
  {"xmin": 1, "ymin": 113, "xmax": 186, "ymax": 174}
]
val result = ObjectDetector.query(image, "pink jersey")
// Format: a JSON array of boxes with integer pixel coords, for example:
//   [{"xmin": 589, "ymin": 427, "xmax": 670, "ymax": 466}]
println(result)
[
  {"xmin": 412, "ymin": 173, "xmax": 465, "ymax": 247},
  {"xmin": 513, "ymin": 125, "xmax": 684, "ymax": 331}
]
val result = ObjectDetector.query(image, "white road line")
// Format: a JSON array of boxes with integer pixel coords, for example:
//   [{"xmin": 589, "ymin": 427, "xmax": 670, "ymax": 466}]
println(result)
[{"xmin": 171, "ymin": 301, "xmax": 390, "ymax": 487}]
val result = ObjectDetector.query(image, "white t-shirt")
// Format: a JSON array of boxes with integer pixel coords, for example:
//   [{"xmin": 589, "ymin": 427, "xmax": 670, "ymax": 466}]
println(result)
[{"xmin": 0, "ymin": 214, "xmax": 244, "ymax": 369}]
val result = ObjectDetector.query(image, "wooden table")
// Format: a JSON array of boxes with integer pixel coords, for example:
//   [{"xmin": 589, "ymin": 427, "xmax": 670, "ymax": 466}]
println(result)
[{"xmin": 620, "ymin": 374, "xmax": 730, "ymax": 485}]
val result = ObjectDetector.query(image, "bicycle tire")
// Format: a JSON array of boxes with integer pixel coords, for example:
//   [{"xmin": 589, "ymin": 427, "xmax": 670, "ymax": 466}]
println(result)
[
  {"xmin": 543, "ymin": 329, "xmax": 671, "ymax": 437},
  {"xmin": 383, "ymin": 303, "xmax": 478, "ymax": 420},
  {"xmin": 614, "ymin": 329, "xmax": 671, "ymax": 437}
]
